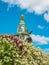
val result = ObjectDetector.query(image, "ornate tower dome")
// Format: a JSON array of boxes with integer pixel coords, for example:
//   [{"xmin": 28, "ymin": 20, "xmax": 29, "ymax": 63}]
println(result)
[
  {"xmin": 17, "ymin": 15, "xmax": 28, "ymax": 35},
  {"xmin": 16, "ymin": 15, "xmax": 32, "ymax": 43}
]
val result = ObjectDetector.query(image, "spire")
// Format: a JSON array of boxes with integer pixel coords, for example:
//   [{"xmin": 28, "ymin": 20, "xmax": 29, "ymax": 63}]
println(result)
[
  {"xmin": 16, "ymin": 15, "xmax": 32, "ymax": 43},
  {"xmin": 17, "ymin": 15, "xmax": 28, "ymax": 35},
  {"xmin": 19, "ymin": 15, "xmax": 25, "ymax": 25}
]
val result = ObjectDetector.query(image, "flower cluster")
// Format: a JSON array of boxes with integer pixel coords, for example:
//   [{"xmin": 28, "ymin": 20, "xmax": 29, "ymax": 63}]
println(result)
[
  {"xmin": 0, "ymin": 34, "xmax": 23, "ymax": 47},
  {"xmin": 0, "ymin": 34, "xmax": 47, "ymax": 65}
]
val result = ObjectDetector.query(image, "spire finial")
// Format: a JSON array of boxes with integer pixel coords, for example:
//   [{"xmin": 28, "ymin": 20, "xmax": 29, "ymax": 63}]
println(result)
[{"xmin": 20, "ymin": 14, "xmax": 24, "ymax": 20}]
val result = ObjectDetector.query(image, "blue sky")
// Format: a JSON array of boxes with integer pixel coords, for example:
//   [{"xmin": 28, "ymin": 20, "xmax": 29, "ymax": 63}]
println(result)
[{"xmin": 0, "ymin": 0, "xmax": 49, "ymax": 53}]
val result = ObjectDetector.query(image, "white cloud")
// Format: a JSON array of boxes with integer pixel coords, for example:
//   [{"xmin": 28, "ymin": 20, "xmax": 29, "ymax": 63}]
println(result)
[
  {"xmin": 44, "ymin": 12, "xmax": 49, "ymax": 22},
  {"xmin": 1, "ymin": 0, "xmax": 49, "ymax": 22},
  {"xmin": 38, "ymin": 25, "xmax": 44, "ymax": 29},
  {"xmin": 37, "ymin": 25, "xmax": 49, "ymax": 30},
  {"xmin": 31, "ymin": 34, "xmax": 49, "ymax": 45}
]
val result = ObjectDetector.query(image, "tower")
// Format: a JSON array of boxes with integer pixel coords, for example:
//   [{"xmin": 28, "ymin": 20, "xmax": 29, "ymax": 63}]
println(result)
[{"xmin": 16, "ymin": 15, "xmax": 32, "ymax": 43}]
